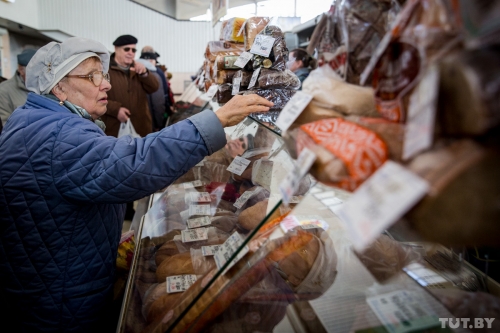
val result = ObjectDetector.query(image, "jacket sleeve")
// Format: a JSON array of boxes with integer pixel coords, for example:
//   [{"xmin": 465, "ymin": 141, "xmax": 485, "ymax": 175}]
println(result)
[
  {"xmin": 138, "ymin": 70, "xmax": 160, "ymax": 94},
  {"xmin": 0, "ymin": 88, "xmax": 13, "ymax": 124},
  {"xmin": 52, "ymin": 110, "xmax": 226, "ymax": 203}
]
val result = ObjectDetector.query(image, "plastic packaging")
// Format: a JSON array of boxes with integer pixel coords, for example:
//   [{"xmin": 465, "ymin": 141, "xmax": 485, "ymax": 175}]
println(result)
[
  {"xmin": 217, "ymin": 83, "xmax": 233, "ymax": 104},
  {"xmin": 221, "ymin": 17, "xmax": 246, "ymax": 43},
  {"xmin": 257, "ymin": 69, "xmax": 301, "ymax": 90},
  {"xmin": 232, "ymin": 70, "xmax": 253, "ymax": 88},
  {"xmin": 214, "ymin": 54, "xmax": 241, "ymax": 70},
  {"xmin": 216, "ymin": 69, "xmax": 238, "ymax": 85},
  {"xmin": 205, "ymin": 41, "xmax": 245, "ymax": 62},
  {"xmin": 190, "ymin": 248, "xmax": 217, "ymax": 276},
  {"xmin": 243, "ymin": 88, "xmax": 296, "ymax": 111},
  {"xmin": 244, "ymin": 16, "xmax": 271, "ymax": 51}
]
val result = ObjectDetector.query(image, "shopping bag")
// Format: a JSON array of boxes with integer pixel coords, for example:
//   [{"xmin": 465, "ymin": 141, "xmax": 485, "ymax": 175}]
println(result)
[{"xmin": 118, "ymin": 119, "xmax": 141, "ymax": 139}]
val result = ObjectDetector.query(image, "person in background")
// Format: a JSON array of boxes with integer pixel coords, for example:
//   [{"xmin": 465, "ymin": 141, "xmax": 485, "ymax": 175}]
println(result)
[
  {"xmin": 101, "ymin": 34, "xmax": 159, "ymax": 138},
  {"xmin": 0, "ymin": 48, "xmax": 37, "ymax": 125},
  {"xmin": 0, "ymin": 37, "xmax": 272, "ymax": 332},
  {"xmin": 165, "ymin": 70, "xmax": 176, "ymax": 114},
  {"xmin": 140, "ymin": 46, "xmax": 172, "ymax": 130},
  {"xmin": 286, "ymin": 48, "xmax": 318, "ymax": 89}
]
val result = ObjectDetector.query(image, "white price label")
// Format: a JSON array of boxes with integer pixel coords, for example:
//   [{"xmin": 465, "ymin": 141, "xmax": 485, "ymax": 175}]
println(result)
[
  {"xmin": 189, "ymin": 192, "xmax": 212, "ymax": 203},
  {"xmin": 403, "ymin": 65, "xmax": 438, "ymax": 160},
  {"xmin": 173, "ymin": 235, "xmax": 182, "ymax": 241},
  {"xmin": 289, "ymin": 196, "xmax": 302, "ymax": 204},
  {"xmin": 275, "ymin": 91, "xmax": 313, "ymax": 132},
  {"xmin": 366, "ymin": 290, "xmax": 440, "ymax": 333},
  {"xmin": 206, "ymin": 85, "xmax": 219, "ymax": 99},
  {"xmin": 233, "ymin": 190, "xmax": 255, "ymax": 209},
  {"xmin": 232, "ymin": 77, "xmax": 242, "ymax": 95},
  {"xmin": 181, "ymin": 227, "xmax": 209, "ymax": 243},
  {"xmin": 250, "ymin": 35, "xmax": 276, "ymax": 57},
  {"xmin": 248, "ymin": 67, "xmax": 261, "ymax": 89},
  {"xmin": 337, "ymin": 161, "xmax": 429, "ymax": 252},
  {"xmin": 226, "ymin": 156, "xmax": 251, "ymax": 176},
  {"xmin": 214, "ymin": 231, "xmax": 249, "ymax": 272},
  {"xmin": 280, "ymin": 215, "xmax": 328, "ymax": 233},
  {"xmin": 184, "ymin": 180, "xmax": 204, "ymax": 189},
  {"xmin": 195, "ymin": 161, "xmax": 205, "ymax": 167},
  {"xmin": 187, "ymin": 216, "xmax": 212, "ymax": 229},
  {"xmin": 166, "ymin": 274, "xmax": 198, "ymax": 293},
  {"xmin": 188, "ymin": 204, "xmax": 212, "ymax": 217},
  {"xmin": 202, "ymin": 245, "xmax": 220, "ymax": 256},
  {"xmin": 279, "ymin": 148, "xmax": 316, "ymax": 205},
  {"xmin": 234, "ymin": 51, "xmax": 253, "ymax": 68}
]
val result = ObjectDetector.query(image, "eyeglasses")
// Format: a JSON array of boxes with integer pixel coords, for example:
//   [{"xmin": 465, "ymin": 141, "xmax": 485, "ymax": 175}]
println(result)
[
  {"xmin": 123, "ymin": 47, "xmax": 137, "ymax": 53},
  {"xmin": 66, "ymin": 71, "xmax": 111, "ymax": 86}
]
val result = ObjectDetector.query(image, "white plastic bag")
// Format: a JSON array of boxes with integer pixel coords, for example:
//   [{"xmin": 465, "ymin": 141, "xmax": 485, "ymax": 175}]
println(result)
[{"xmin": 118, "ymin": 119, "xmax": 141, "ymax": 139}]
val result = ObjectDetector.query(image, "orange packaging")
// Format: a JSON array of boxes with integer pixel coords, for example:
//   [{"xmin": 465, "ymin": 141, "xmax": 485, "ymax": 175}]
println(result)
[{"xmin": 300, "ymin": 118, "xmax": 388, "ymax": 190}]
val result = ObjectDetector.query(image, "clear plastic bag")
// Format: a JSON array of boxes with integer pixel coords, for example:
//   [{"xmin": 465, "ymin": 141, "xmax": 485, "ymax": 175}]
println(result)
[
  {"xmin": 216, "ymin": 69, "xmax": 238, "ymax": 85},
  {"xmin": 221, "ymin": 17, "xmax": 246, "ymax": 43},
  {"xmin": 216, "ymin": 83, "xmax": 233, "ymax": 104},
  {"xmin": 257, "ymin": 69, "xmax": 301, "ymax": 90},
  {"xmin": 205, "ymin": 41, "xmax": 245, "ymax": 62},
  {"xmin": 243, "ymin": 16, "xmax": 271, "ymax": 51},
  {"xmin": 243, "ymin": 88, "xmax": 296, "ymax": 111}
]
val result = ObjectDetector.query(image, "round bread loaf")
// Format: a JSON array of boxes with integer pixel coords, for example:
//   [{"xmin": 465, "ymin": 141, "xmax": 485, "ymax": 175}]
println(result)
[
  {"xmin": 155, "ymin": 240, "xmax": 181, "ymax": 266},
  {"xmin": 210, "ymin": 216, "xmax": 238, "ymax": 233},
  {"xmin": 156, "ymin": 252, "xmax": 195, "ymax": 283},
  {"xmin": 237, "ymin": 199, "xmax": 269, "ymax": 232},
  {"xmin": 147, "ymin": 291, "xmax": 184, "ymax": 323}
]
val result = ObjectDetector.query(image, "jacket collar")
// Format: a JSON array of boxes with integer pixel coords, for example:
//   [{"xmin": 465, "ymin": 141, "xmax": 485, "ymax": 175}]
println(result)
[{"xmin": 110, "ymin": 53, "xmax": 136, "ymax": 78}]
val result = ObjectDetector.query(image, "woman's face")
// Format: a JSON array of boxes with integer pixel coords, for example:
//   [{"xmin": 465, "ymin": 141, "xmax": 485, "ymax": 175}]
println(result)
[
  {"xmin": 286, "ymin": 53, "xmax": 303, "ymax": 72},
  {"xmin": 59, "ymin": 59, "xmax": 111, "ymax": 119},
  {"xmin": 225, "ymin": 135, "xmax": 249, "ymax": 158}
]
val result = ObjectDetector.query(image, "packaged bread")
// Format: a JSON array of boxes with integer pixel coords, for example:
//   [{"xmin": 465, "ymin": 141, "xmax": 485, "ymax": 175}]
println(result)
[
  {"xmin": 156, "ymin": 252, "xmax": 195, "ymax": 283},
  {"xmin": 190, "ymin": 248, "xmax": 217, "ymax": 276},
  {"xmin": 210, "ymin": 215, "xmax": 238, "ymax": 234},
  {"xmin": 365, "ymin": 0, "xmax": 462, "ymax": 122},
  {"xmin": 403, "ymin": 139, "xmax": 500, "ymax": 247},
  {"xmin": 291, "ymin": 118, "xmax": 388, "ymax": 191},
  {"xmin": 205, "ymin": 41, "xmax": 245, "ymax": 62},
  {"xmin": 243, "ymin": 89, "xmax": 296, "ymax": 111},
  {"xmin": 155, "ymin": 239, "xmax": 181, "ymax": 266},
  {"xmin": 244, "ymin": 17, "xmax": 271, "ymax": 51},
  {"xmin": 237, "ymin": 199, "xmax": 269, "ymax": 232},
  {"xmin": 232, "ymin": 70, "xmax": 253, "ymax": 88},
  {"xmin": 147, "ymin": 292, "xmax": 184, "ymax": 323},
  {"xmin": 142, "ymin": 282, "xmax": 183, "ymax": 322},
  {"xmin": 219, "ymin": 19, "xmax": 229, "ymax": 41},
  {"xmin": 216, "ymin": 84, "xmax": 233, "ymax": 104},
  {"xmin": 257, "ymin": 69, "xmax": 301, "ymax": 90},
  {"xmin": 216, "ymin": 69, "xmax": 238, "ymax": 85},
  {"xmin": 214, "ymin": 55, "xmax": 241, "ymax": 71},
  {"xmin": 221, "ymin": 17, "xmax": 246, "ymax": 43}
]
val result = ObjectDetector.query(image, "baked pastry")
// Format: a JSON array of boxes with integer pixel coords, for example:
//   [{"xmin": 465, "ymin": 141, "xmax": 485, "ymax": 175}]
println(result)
[
  {"xmin": 156, "ymin": 252, "xmax": 195, "ymax": 283},
  {"xmin": 237, "ymin": 199, "xmax": 269, "ymax": 232}
]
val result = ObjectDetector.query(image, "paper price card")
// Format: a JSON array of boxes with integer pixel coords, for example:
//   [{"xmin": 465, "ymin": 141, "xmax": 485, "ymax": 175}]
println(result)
[
  {"xmin": 202, "ymin": 245, "xmax": 220, "ymax": 256},
  {"xmin": 206, "ymin": 85, "xmax": 219, "ymax": 99},
  {"xmin": 232, "ymin": 77, "xmax": 242, "ymax": 95},
  {"xmin": 337, "ymin": 161, "xmax": 429, "ymax": 252},
  {"xmin": 173, "ymin": 235, "xmax": 182, "ymax": 241},
  {"xmin": 279, "ymin": 148, "xmax": 316, "ymax": 205},
  {"xmin": 195, "ymin": 161, "xmax": 205, "ymax": 167},
  {"xmin": 403, "ymin": 65, "xmax": 438, "ymax": 161},
  {"xmin": 214, "ymin": 231, "xmax": 249, "ymax": 272},
  {"xmin": 234, "ymin": 51, "xmax": 253, "ymax": 68},
  {"xmin": 233, "ymin": 189, "xmax": 255, "ymax": 209},
  {"xmin": 181, "ymin": 227, "xmax": 209, "ymax": 243},
  {"xmin": 166, "ymin": 274, "xmax": 198, "ymax": 293},
  {"xmin": 187, "ymin": 216, "xmax": 212, "ymax": 229},
  {"xmin": 189, "ymin": 192, "xmax": 212, "ymax": 203},
  {"xmin": 250, "ymin": 35, "xmax": 276, "ymax": 57},
  {"xmin": 366, "ymin": 290, "xmax": 440, "ymax": 333},
  {"xmin": 184, "ymin": 180, "xmax": 204, "ymax": 189},
  {"xmin": 280, "ymin": 215, "xmax": 328, "ymax": 233},
  {"xmin": 226, "ymin": 156, "xmax": 251, "ymax": 176},
  {"xmin": 275, "ymin": 91, "xmax": 313, "ymax": 132},
  {"xmin": 188, "ymin": 204, "xmax": 212, "ymax": 217},
  {"xmin": 248, "ymin": 67, "xmax": 261, "ymax": 89}
]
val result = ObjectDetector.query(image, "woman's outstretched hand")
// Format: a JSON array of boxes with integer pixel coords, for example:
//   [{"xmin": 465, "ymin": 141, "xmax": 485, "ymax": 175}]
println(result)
[{"xmin": 216, "ymin": 94, "xmax": 274, "ymax": 127}]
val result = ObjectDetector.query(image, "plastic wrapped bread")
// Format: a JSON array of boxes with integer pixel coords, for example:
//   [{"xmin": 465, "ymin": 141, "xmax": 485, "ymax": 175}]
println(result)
[
  {"xmin": 257, "ymin": 69, "xmax": 301, "ymax": 90},
  {"xmin": 217, "ymin": 84, "xmax": 232, "ymax": 104},
  {"xmin": 232, "ymin": 70, "xmax": 253, "ymax": 89},
  {"xmin": 214, "ymin": 55, "xmax": 241, "ymax": 71},
  {"xmin": 244, "ymin": 17, "xmax": 271, "ymax": 51},
  {"xmin": 205, "ymin": 41, "xmax": 245, "ymax": 62},
  {"xmin": 216, "ymin": 70, "xmax": 238, "ymax": 85},
  {"xmin": 242, "ymin": 89, "xmax": 296, "ymax": 111},
  {"xmin": 221, "ymin": 17, "xmax": 246, "ymax": 43}
]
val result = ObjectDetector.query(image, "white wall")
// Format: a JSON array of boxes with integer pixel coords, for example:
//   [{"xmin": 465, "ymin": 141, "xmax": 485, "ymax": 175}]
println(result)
[{"xmin": 0, "ymin": 0, "xmax": 40, "ymax": 30}]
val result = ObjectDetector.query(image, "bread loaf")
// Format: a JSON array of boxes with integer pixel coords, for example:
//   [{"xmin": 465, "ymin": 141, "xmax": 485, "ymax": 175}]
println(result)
[
  {"xmin": 244, "ymin": 17, "xmax": 271, "ymax": 51},
  {"xmin": 237, "ymin": 199, "xmax": 269, "ymax": 232},
  {"xmin": 147, "ymin": 291, "xmax": 184, "ymax": 323},
  {"xmin": 156, "ymin": 252, "xmax": 195, "ymax": 283},
  {"xmin": 155, "ymin": 240, "xmax": 181, "ymax": 266}
]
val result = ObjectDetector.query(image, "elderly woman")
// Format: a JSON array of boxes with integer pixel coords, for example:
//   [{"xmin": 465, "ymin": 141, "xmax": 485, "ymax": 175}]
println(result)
[{"xmin": 0, "ymin": 37, "xmax": 272, "ymax": 332}]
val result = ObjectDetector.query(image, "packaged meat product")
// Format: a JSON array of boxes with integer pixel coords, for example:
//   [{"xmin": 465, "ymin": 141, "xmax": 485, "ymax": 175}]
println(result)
[
  {"xmin": 364, "ymin": 0, "xmax": 463, "ymax": 122},
  {"xmin": 221, "ymin": 17, "xmax": 246, "ymax": 43},
  {"xmin": 437, "ymin": 47, "xmax": 500, "ymax": 136},
  {"xmin": 403, "ymin": 139, "xmax": 500, "ymax": 247},
  {"xmin": 297, "ymin": 118, "xmax": 389, "ymax": 191},
  {"xmin": 216, "ymin": 69, "xmax": 238, "ymax": 85},
  {"xmin": 205, "ymin": 41, "xmax": 245, "ymax": 62},
  {"xmin": 257, "ymin": 69, "xmax": 301, "ymax": 90},
  {"xmin": 244, "ymin": 16, "xmax": 271, "ymax": 51}
]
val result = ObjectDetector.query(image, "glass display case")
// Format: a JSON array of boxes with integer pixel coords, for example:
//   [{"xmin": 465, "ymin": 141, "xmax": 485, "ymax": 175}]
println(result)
[{"xmin": 117, "ymin": 117, "xmax": 500, "ymax": 333}]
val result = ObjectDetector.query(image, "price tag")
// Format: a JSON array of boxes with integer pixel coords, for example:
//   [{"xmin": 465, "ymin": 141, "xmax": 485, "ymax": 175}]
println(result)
[
  {"xmin": 232, "ymin": 77, "xmax": 242, "ymax": 95},
  {"xmin": 289, "ymin": 196, "xmax": 302, "ymax": 204},
  {"xmin": 195, "ymin": 161, "xmax": 205, "ymax": 167},
  {"xmin": 233, "ymin": 189, "xmax": 255, "ymax": 209},
  {"xmin": 250, "ymin": 35, "xmax": 276, "ymax": 57},
  {"xmin": 166, "ymin": 274, "xmax": 198, "ymax": 293},
  {"xmin": 279, "ymin": 148, "xmax": 316, "ymax": 205},
  {"xmin": 188, "ymin": 204, "xmax": 211, "ymax": 217},
  {"xmin": 223, "ymin": 55, "xmax": 240, "ymax": 69},
  {"xmin": 226, "ymin": 156, "xmax": 251, "ymax": 176},
  {"xmin": 206, "ymin": 85, "xmax": 219, "ymax": 99},
  {"xmin": 248, "ymin": 67, "xmax": 261, "ymax": 89},
  {"xmin": 189, "ymin": 192, "xmax": 212, "ymax": 203},
  {"xmin": 173, "ymin": 235, "xmax": 182, "ymax": 241},
  {"xmin": 202, "ymin": 245, "xmax": 220, "ymax": 256},
  {"xmin": 280, "ymin": 215, "xmax": 328, "ymax": 233},
  {"xmin": 181, "ymin": 227, "xmax": 209, "ymax": 243},
  {"xmin": 337, "ymin": 161, "xmax": 429, "ymax": 252},
  {"xmin": 214, "ymin": 231, "xmax": 249, "ymax": 272},
  {"xmin": 403, "ymin": 65, "xmax": 438, "ymax": 161},
  {"xmin": 366, "ymin": 290, "xmax": 440, "ymax": 333},
  {"xmin": 184, "ymin": 180, "xmax": 204, "ymax": 189},
  {"xmin": 275, "ymin": 91, "xmax": 313, "ymax": 132},
  {"xmin": 187, "ymin": 216, "xmax": 212, "ymax": 229},
  {"xmin": 234, "ymin": 51, "xmax": 253, "ymax": 68}
]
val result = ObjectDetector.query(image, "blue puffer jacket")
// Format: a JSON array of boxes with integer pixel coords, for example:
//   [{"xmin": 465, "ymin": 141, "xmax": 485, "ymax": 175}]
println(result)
[{"xmin": 0, "ymin": 93, "xmax": 226, "ymax": 332}]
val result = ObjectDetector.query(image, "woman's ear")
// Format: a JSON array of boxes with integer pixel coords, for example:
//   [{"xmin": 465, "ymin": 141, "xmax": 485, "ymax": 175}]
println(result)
[{"xmin": 51, "ymin": 83, "xmax": 67, "ymax": 102}]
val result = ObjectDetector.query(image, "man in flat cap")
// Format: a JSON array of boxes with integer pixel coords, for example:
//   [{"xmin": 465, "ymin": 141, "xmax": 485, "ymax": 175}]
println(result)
[
  {"xmin": 101, "ymin": 34, "xmax": 159, "ymax": 138},
  {"xmin": 0, "ymin": 48, "xmax": 37, "ymax": 125}
]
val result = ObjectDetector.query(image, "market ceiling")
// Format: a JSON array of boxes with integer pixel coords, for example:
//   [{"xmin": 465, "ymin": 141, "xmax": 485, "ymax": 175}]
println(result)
[{"xmin": 131, "ymin": 0, "xmax": 267, "ymax": 21}]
